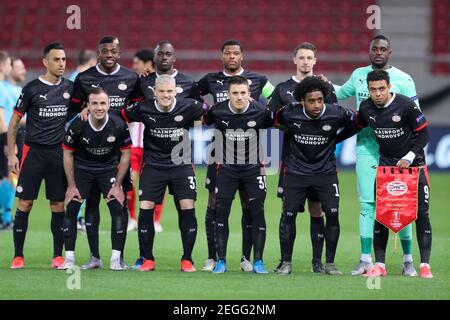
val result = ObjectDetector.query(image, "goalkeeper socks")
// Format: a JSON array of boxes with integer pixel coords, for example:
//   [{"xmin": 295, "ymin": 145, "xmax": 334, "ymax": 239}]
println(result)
[
  {"xmin": 241, "ymin": 208, "xmax": 253, "ymax": 260},
  {"xmin": 138, "ymin": 208, "xmax": 155, "ymax": 260},
  {"xmin": 13, "ymin": 209, "xmax": 30, "ymax": 257},
  {"xmin": 360, "ymin": 237, "xmax": 373, "ymax": 255},
  {"xmin": 205, "ymin": 206, "xmax": 217, "ymax": 260},
  {"xmin": 310, "ymin": 216, "xmax": 325, "ymax": 263},
  {"xmin": 51, "ymin": 212, "xmax": 65, "ymax": 257},
  {"xmin": 180, "ymin": 209, "xmax": 197, "ymax": 261}
]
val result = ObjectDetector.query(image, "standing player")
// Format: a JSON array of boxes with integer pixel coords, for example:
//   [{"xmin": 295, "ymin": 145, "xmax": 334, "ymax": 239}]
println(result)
[
  {"xmin": 7, "ymin": 43, "xmax": 73, "ymax": 269},
  {"xmin": 60, "ymin": 88, "xmax": 131, "ymax": 270},
  {"xmin": 128, "ymin": 48, "xmax": 155, "ymax": 232},
  {"xmin": 68, "ymin": 49, "xmax": 97, "ymax": 81},
  {"xmin": 203, "ymin": 76, "xmax": 274, "ymax": 274},
  {"xmin": 69, "ymin": 36, "xmax": 143, "ymax": 269},
  {"xmin": 268, "ymin": 42, "xmax": 337, "ymax": 273},
  {"xmin": 121, "ymin": 75, "xmax": 208, "ymax": 272},
  {"xmin": 275, "ymin": 77, "xmax": 356, "ymax": 275},
  {"xmin": 1, "ymin": 57, "xmax": 27, "ymax": 231},
  {"xmin": 328, "ymin": 35, "xmax": 420, "ymax": 275},
  {"xmin": 354, "ymin": 70, "xmax": 432, "ymax": 278},
  {"xmin": 198, "ymin": 39, "xmax": 275, "ymax": 272},
  {"xmin": 137, "ymin": 41, "xmax": 203, "ymax": 239}
]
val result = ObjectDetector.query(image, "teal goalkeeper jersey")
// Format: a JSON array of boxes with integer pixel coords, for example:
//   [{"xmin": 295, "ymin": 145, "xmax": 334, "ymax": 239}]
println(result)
[{"xmin": 333, "ymin": 65, "xmax": 420, "ymax": 156}]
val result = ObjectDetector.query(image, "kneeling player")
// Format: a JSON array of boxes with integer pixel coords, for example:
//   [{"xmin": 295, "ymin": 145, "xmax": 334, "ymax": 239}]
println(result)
[
  {"xmin": 275, "ymin": 76, "xmax": 356, "ymax": 275},
  {"xmin": 60, "ymin": 88, "xmax": 131, "ymax": 271},
  {"xmin": 203, "ymin": 75, "xmax": 274, "ymax": 274},
  {"xmin": 354, "ymin": 70, "xmax": 432, "ymax": 278},
  {"xmin": 121, "ymin": 75, "xmax": 207, "ymax": 272}
]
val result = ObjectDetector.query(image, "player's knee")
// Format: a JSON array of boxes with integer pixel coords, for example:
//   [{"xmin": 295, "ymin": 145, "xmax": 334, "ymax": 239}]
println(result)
[
  {"xmin": 179, "ymin": 199, "xmax": 194, "ymax": 210},
  {"xmin": 308, "ymin": 201, "xmax": 323, "ymax": 217},
  {"xmin": 208, "ymin": 191, "xmax": 216, "ymax": 209},
  {"xmin": 49, "ymin": 200, "xmax": 64, "ymax": 212},
  {"xmin": 18, "ymin": 199, "xmax": 33, "ymax": 212},
  {"xmin": 140, "ymin": 200, "xmax": 155, "ymax": 210}
]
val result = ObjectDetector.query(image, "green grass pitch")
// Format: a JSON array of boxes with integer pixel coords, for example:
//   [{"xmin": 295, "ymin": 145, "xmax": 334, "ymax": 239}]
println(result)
[{"xmin": 0, "ymin": 169, "xmax": 449, "ymax": 300}]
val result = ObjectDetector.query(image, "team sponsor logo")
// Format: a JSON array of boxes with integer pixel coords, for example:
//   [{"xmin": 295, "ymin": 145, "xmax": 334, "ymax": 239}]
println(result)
[
  {"xmin": 322, "ymin": 124, "xmax": 332, "ymax": 131},
  {"xmin": 107, "ymin": 136, "xmax": 116, "ymax": 143},
  {"xmin": 16, "ymin": 185, "xmax": 23, "ymax": 193},
  {"xmin": 392, "ymin": 114, "xmax": 401, "ymax": 122},
  {"xmin": 386, "ymin": 180, "xmax": 408, "ymax": 196},
  {"xmin": 66, "ymin": 135, "xmax": 73, "ymax": 144},
  {"xmin": 247, "ymin": 121, "xmax": 256, "ymax": 127},
  {"xmin": 174, "ymin": 115, "xmax": 184, "ymax": 122},
  {"xmin": 205, "ymin": 178, "xmax": 211, "ymax": 185},
  {"xmin": 118, "ymin": 83, "xmax": 127, "ymax": 91},
  {"xmin": 176, "ymin": 86, "xmax": 183, "ymax": 94},
  {"xmin": 63, "ymin": 92, "xmax": 71, "ymax": 99},
  {"xmin": 247, "ymin": 79, "xmax": 252, "ymax": 86},
  {"xmin": 416, "ymin": 114, "xmax": 425, "ymax": 123}
]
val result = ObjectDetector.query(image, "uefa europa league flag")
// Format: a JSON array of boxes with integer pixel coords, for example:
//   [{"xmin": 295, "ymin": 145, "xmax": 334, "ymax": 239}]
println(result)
[{"xmin": 375, "ymin": 166, "xmax": 419, "ymax": 233}]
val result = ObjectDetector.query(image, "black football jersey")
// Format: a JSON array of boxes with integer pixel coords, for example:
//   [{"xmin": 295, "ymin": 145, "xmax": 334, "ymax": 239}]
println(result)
[
  {"xmin": 140, "ymin": 70, "xmax": 202, "ymax": 102},
  {"xmin": 121, "ymin": 98, "xmax": 208, "ymax": 168},
  {"xmin": 276, "ymin": 103, "xmax": 356, "ymax": 175},
  {"xmin": 14, "ymin": 77, "xmax": 74, "ymax": 147},
  {"xmin": 70, "ymin": 64, "xmax": 143, "ymax": 113},
  {"xmin": 203, "ymin": 100, "xmax": 274, "ymax": 169},
  {"xmin": 198, "ymin": 70, "xmax": 269, "ymax": 104},
  {"xmin": 268, "ymin": 76, "xmax": 338, "ymax": 112},
  {"xmin": 63, "ymin": 113, "xmax": 131, "ymax": 171},
  {"xmin": 356, "ymin": 93, "xmax": 428, "ymax": 166}
]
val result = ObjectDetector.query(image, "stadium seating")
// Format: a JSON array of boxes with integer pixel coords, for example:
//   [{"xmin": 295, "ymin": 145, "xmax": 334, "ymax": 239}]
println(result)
[
  {"xmin": 431, "ymin": 0, "xmax": 449, "ymax": 74},
  {"xmin": 1, "ymin": 0, "xmax": 446, "ymax": 73}
]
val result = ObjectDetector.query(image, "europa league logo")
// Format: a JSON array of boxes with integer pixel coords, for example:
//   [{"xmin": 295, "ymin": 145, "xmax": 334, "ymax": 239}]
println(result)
[{"xmin": 392, "ymin": 211, "xmax": 402, "ymax": 229}]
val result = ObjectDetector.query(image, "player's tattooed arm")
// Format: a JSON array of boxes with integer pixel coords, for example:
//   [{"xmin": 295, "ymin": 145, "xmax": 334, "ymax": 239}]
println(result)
[
  {"xmin": 63, "ymin": 149, "xmax": 82, "ymax": 204},
  {"xmin": 7, "ymin": 113, "xmax": 21, "ymax": 174},
  {"xmin": 107, "ymin": 148, "xmax": 130, "ymax": 205}
]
